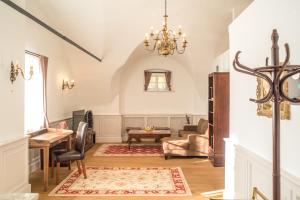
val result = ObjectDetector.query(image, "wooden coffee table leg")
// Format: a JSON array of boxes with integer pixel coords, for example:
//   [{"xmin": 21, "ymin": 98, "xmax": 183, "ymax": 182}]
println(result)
[{"xmin": 127, "ymin": 136, "xmax": 132, "ymax": 149}]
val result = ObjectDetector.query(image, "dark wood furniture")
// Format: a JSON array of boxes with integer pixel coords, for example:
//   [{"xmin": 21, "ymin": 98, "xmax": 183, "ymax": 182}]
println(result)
[
  {"xmin": 28, "ymin": 128, "xmax": 73, "ymax": 191},
  {"xmin": 53, "ymin": 122, "xmax": 88, "ymax": 185},
  {"xmin": 127, "ymin": 129, "xmax": 171, "ymax": 149},
  {"xmin": 85, "ymin": 128, "xmax": 96, "ymax": 152},
  {"xmin": 208, "ymin": 72, "xmax": 229, "ymax": 167},
  {"xmin": 73, "ymin": 110, "xmax": 96, "ymax": 151}
]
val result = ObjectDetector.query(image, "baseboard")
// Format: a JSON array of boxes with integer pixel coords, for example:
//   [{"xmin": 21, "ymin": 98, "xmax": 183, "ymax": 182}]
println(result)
[{"xmin": 96, "ymin": 136, "xmax": 122, "ymax": 143}]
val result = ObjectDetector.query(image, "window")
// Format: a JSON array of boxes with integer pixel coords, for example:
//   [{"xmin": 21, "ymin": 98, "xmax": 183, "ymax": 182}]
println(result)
[
  {"xmin": 144, "ymin": 70, "xmax": 172, "ymax": 92},
  {"xmin": 24, "ymin": 53, "xmax": 44, "ymax": 132},
  {"xmin": 148, "ymin": 73, "xmax": 168, "ymax": 91}
]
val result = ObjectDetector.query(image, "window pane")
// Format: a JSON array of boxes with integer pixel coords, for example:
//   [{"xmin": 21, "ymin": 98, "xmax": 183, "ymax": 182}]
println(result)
[
  {"xmin": 145, "ymin": 71, "xmax": 170, "ymax": 92},
  {"xmin": 24, "ymin": 54, "xmax": 44, "ymax": 132},
  {"xmin": 158, "ymin": 82, "xmax": 167, "ymax": 89}
]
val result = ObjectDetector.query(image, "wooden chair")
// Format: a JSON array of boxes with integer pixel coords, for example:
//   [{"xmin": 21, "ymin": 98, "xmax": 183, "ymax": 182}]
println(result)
[{"xmin": 52, "ymin": 122, "xmax": 88, "ymax": 184}]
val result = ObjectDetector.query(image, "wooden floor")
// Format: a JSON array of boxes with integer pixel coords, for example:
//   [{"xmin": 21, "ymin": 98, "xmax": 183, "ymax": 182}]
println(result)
[{"xmin": 30, "ymin": 144, "xmax": 224, "ymax": 200}]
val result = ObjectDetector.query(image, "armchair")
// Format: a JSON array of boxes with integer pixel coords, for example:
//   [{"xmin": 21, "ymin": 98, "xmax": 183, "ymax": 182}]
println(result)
[
  {"xmin": 179, "ymin": 118, "xmax": 208, "ymax": 137},
  {"xmin": 162, "ymin": 119, "xmax": 208, "ymax": 159}
]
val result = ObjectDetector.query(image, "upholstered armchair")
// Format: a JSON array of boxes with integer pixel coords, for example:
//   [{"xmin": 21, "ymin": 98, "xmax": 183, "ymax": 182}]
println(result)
[
  {"xmin": 179, "ymin": 118, "xmax": 208, "ymax": 137},
  {"xmin": 162, "ymin": 119, "xmax": 209, "ymax": 159}
]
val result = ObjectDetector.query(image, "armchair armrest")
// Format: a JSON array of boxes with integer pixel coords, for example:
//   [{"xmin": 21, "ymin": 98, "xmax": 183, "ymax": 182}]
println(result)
[
  {"xmin": 187, "ymin": 134, "xmax": 208, "ymax": 142},
  {"xmin": 187, "ymin": 134, "xmax": 209, "ymax": 153},
  {"xmin": 183, "ymin": 125, "xmax": 198, "ymax": 132}
]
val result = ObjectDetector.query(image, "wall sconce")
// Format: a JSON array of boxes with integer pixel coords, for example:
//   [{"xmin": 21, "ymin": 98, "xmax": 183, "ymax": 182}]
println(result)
[
  {"xmin": 62, "ymin": 79, "xmax": 75, "ymax": 90},
  {"xmin": 10, "ymin": 61, "xmax": 34, "ymax": 84}
]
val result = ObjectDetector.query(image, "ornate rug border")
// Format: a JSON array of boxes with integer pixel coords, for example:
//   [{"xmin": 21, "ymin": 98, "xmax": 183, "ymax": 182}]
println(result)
[
  {"xmin": 93, "ymin": 143, "xmax": 164, "ymax": 157},
  {"xmin": 48, "ymin": 166, "xmax": 192, "ymax": 196}
]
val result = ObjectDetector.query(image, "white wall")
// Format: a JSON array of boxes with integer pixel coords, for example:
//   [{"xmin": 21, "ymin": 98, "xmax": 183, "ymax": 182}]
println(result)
[
  {"xmin": 120, "ymin": 54, "xmax": 200, "ymax": 115},
  {"xmin": 227, "ymin": 0, "xmax": 300, "ymax": 198},
  {"xmin": 25, "ymin": 0, "xmax": 254, "ymax": 116},
  {"xmin": 211, "ymin": 50, "xmax": 230, "ymax": 73},
  {"xmin": 25, "ymin": 2, "xmax": 80, "ymax": 122},
  {"xmin": 0, "ymin": 0, "xmax": 25, "ymax": 141},
  {"xmin": 0, "ymin": 0, "xmax": 31, "ymax": 193}
]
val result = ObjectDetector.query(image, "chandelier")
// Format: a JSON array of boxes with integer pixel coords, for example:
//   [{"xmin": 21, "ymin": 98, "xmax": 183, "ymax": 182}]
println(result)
[{"xmin": 144, "ymin": 0, "xmax": 188, "ymax": 56}]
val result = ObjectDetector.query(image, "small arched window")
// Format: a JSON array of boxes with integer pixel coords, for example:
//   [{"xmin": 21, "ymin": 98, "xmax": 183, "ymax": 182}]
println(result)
[{"xmin": 144, "ymin": 69, "xmax": 172, "ymax": 92}]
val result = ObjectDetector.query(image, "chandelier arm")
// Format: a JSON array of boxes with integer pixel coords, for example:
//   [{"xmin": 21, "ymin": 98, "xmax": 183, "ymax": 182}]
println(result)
[{"xmin": 143, "ymin": 0, "xmax": 187, "ymax": 56}]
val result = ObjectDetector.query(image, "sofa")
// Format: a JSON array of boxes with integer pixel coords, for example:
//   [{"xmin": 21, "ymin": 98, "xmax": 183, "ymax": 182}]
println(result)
[{"xmin": 161, "ymin": 119, "xmax": 209, "ymax": 159}]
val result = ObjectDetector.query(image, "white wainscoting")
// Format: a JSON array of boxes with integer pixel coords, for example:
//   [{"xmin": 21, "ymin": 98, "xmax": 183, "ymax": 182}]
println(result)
[
  {"xmin": 0, "ymin": 136, "xmax": 31, "ymax": 193},
  {"xmin": 121, "ymin": 114, "xmax": 206, "ymax": 141},
  {"xmin": 94, "ymin": 115, "xmax": 122, "ymax": 143},
  {"xmin": 224, "ymin": 139, "xmax": 300, "ymax": 200},
  {"xmin": 93, "ymin": 114, "xmax": 206, "ymax": 143}
]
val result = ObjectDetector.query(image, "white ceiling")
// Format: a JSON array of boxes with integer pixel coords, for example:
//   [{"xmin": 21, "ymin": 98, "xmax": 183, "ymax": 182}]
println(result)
[{"xmin": 26, "ymin": 0, "xmax": 253, "ymax": 61}]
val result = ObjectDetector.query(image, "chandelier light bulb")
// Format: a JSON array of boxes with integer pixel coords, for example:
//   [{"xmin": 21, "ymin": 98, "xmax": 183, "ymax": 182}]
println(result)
[
  {"xmin": 155, "ymin": 30, "xmax": 159, "ymax": 34},
  {"xmin": 178, "ymin": 25, "xmax": 182, "ymax": 32},
  {"xmin": 150, "ymin": 26, "xmax": 154, "ymax": 33},
  {"xmin": 145, "ymin": 33, "xmax": 149, "ymax": 40}
]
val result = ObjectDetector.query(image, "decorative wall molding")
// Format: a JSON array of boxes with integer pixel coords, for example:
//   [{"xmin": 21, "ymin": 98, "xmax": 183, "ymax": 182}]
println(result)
[
  {"xmin": 0, "ymin": 136, "xmax": 31, "ymax": 193},
  {"xmin": 29, "ymin": 114, "xmax": 207, "ymax": 171},
  {"xmin": 94, "ymin": 115, "xmax": 122, "ymax": 143},
  {"xmin": 121, "ymin": 114, "xmax": 206, "ymax": 142},
  {"xmin": 224, "ymin": 139, "xmax": 300, "ymax": 200}
]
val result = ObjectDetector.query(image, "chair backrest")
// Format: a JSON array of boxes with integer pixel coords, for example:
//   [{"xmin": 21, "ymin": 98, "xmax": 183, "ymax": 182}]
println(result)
[
  {"xmin": 197, "ymin": 119, "xmax": 208, "ymax": 135},
  {"xmin": 75, "ymin": 122, "xmax": 88, "ymax": 157}
]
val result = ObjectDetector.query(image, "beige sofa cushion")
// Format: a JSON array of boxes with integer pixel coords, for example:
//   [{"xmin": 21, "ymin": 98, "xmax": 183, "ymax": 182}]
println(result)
[{"xmin": 197, "ymin": 119, "xmax": 208, "ymax": 134}]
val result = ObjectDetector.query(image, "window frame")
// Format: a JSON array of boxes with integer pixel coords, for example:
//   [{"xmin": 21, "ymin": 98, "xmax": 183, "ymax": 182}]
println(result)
[
  {"xmin": 24, "ymin": 52, "xmax": 44, "ymax": 133},
  {"xmin": 144, "ymin": 69, "xmax": 172, "ymax": 92}
]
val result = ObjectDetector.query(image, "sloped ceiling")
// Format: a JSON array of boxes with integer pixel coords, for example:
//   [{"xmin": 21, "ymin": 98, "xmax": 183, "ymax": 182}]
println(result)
[
  {"xmin": 26, "ymin": 0, "xmax": 253, "ymax": 62},
  {"xmin": 24, "ymin": 0, "xmax": 253, "ymax": 111}
]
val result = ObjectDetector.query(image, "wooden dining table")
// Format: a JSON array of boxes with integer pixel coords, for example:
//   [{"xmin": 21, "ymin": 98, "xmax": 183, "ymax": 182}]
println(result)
[{"xmin": 28, "ymin": 128, "xmax": 73, "ymax": 191}]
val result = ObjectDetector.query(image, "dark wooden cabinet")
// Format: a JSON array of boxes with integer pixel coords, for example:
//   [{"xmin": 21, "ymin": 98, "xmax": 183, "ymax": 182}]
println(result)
[
  {"xmin": 208, "ymin": 72, "xmax": 229, "ymax": 167},
  {"xmin": 85, "ymin": 128, "xmax": 96, "ymax": 152}
]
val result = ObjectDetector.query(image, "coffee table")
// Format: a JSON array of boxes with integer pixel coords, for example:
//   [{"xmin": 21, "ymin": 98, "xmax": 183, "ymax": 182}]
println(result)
[{"xmin": 127, "ymin": 129, "xmax": 171, "ymax": 149}]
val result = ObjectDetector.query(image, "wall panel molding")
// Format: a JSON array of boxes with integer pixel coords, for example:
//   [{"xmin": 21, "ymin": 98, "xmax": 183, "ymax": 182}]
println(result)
[
  {"xmin": 224, "ymin": 139, "xmax": 300, "ymax": 200},
  {"xmin": 0, "ymin": 136, "xmax": 31, "ymax": 193}
]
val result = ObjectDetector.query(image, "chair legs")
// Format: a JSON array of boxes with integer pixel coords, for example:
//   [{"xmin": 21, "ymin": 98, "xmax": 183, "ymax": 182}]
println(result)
[
  {"xmin": 76, "ymin": 160, "xmax": 82, "ymax": 174},
  {"xmin": 56, "ymin": 162, "xmax": 60, "ymax": 185},
  {"xmin": 81, "ymin": 160, "xmax": 87, "ymax": 179},
  {"xmin": 51, "ymin": 159, "xmax": 55, "ymax": 178},
  {"xmin": 55, "ymin": 159, "xmax": 87, "ymax": 185}
]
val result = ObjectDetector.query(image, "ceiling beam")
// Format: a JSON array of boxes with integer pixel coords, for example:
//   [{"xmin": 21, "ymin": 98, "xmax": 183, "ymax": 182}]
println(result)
[{"xmin": 1, "ymin": 0, "xmax": 102, "ymax": 62}]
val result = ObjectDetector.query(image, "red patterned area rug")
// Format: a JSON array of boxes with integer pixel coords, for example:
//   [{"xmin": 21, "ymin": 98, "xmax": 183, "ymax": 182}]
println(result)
[
  {"xmin": 49, "ymin": 166, "xmax": 191, "ymax": 196},
  {"xmin": 93, "ymin": 143, "xmax": 163, "ymax": 157}
]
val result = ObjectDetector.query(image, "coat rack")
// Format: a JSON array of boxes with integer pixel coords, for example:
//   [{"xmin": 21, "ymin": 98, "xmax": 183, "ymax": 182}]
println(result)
[{"xmin": 233, "ymin": 29, "xmax": 300, "ymax": 200}]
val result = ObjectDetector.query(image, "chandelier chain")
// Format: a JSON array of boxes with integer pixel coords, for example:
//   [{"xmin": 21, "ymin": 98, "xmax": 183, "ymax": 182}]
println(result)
[{"xmin": 165, "ymin": 0, "xmax": 167, "ymax": 16}]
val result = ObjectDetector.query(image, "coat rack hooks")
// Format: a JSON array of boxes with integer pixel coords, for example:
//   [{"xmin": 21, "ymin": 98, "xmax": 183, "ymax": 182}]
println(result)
[{"xmin": 233, "ymin": 29, "xmax": 300, "ymax": 200}]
